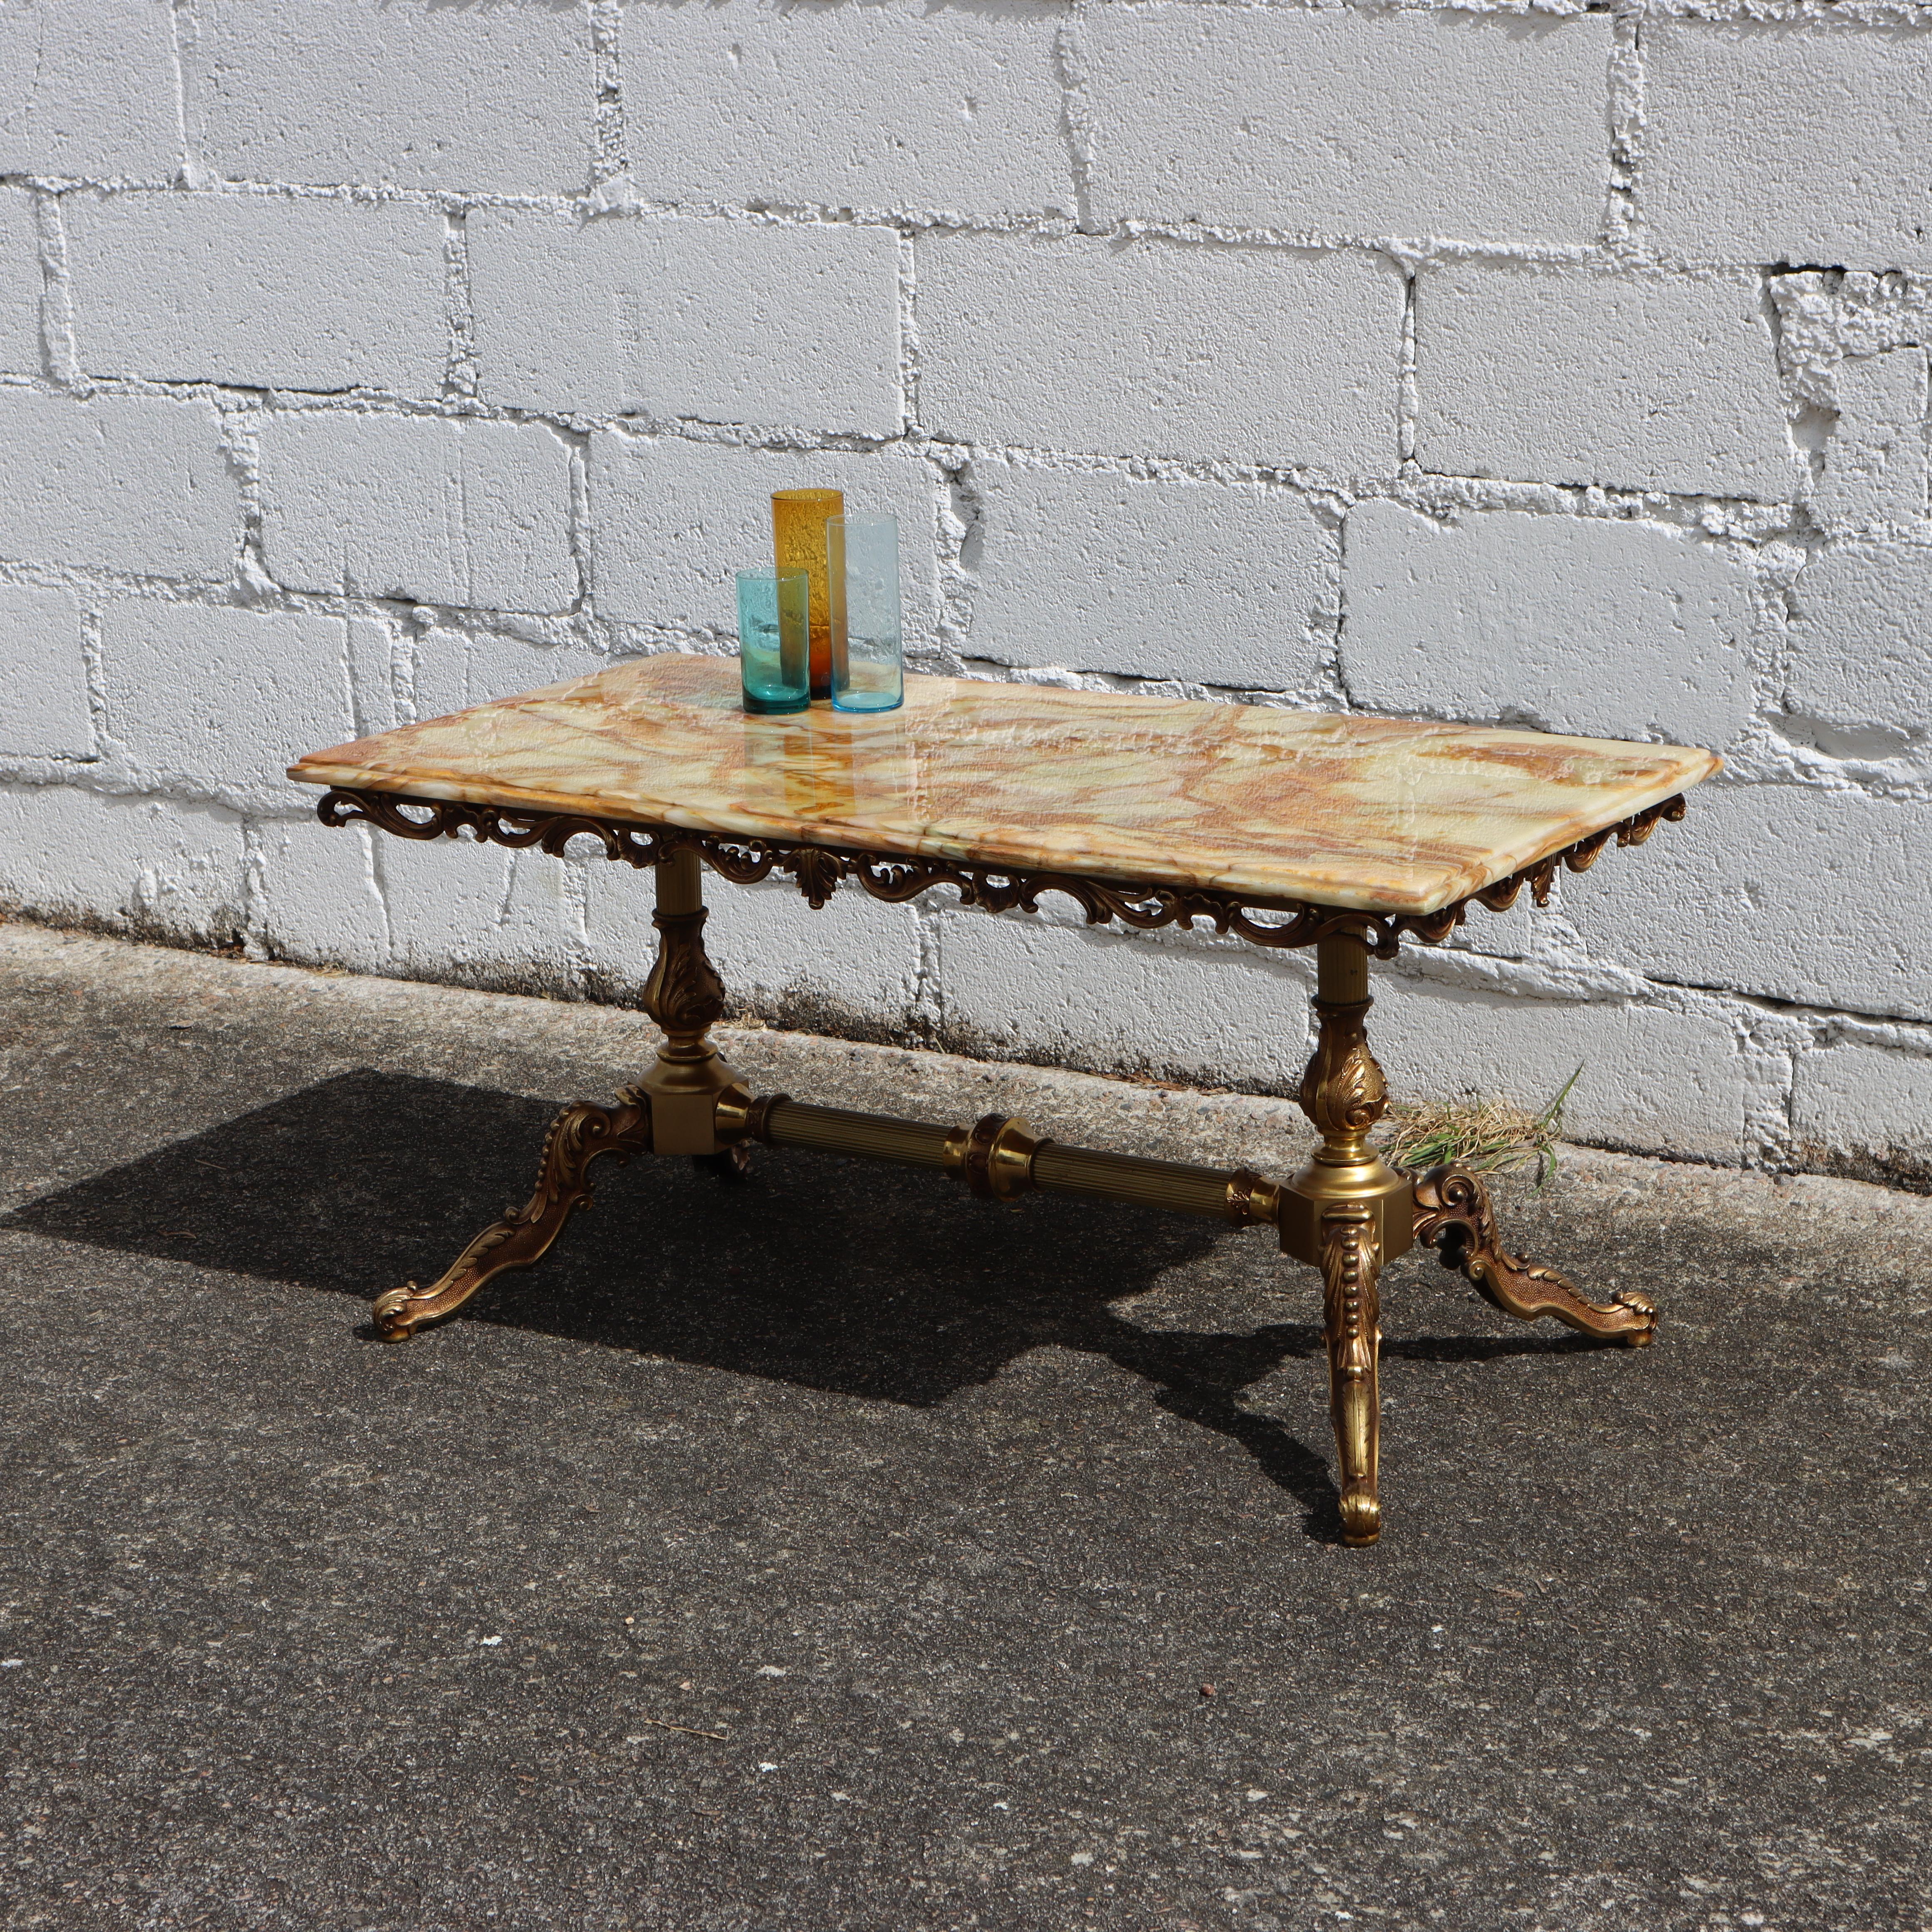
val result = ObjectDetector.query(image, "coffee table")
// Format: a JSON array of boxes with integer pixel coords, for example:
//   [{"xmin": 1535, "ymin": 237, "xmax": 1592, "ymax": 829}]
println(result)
[{"xmin": 291, "ymin": 654, "xmax": 1718, "ymax": 1544}]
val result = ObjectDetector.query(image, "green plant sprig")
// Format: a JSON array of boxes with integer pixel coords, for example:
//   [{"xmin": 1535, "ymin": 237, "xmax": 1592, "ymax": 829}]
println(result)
[{"xmin": 1380, "ymin": 1064, "xmax": 1583, "ymax": 1188}]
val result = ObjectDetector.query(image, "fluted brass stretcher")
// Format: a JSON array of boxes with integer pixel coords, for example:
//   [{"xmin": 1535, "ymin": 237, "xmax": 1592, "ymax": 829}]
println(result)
[{"xmin": 292, "ymin": 654, "xmax": 1719, "ymax": 1545}]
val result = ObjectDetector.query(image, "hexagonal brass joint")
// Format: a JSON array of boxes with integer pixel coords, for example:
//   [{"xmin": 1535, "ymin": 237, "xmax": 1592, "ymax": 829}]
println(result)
[{"xmin": 1277, "ymin": 1145, "xmax": 1414, "ymax": 1270}]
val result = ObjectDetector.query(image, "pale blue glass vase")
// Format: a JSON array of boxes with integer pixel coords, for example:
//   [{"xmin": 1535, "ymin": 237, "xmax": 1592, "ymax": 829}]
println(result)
[{"xmin": 827, "ymin": 513, "xmax": 903, "ymax": 714}]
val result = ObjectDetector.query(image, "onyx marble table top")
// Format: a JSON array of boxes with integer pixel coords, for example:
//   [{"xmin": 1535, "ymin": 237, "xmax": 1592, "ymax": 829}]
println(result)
[{"xmin": 289, "ymin": 654, "xmax": 1718, "ymax": 917}]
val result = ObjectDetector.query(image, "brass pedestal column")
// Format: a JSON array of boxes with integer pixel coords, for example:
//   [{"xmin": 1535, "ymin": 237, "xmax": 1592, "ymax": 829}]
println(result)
[
  {"xmin": 636, "ymin": 846, "xmax": 742, "ymax": 1160},
  {"xmin": 1277, "ymin": 927, "xmax": 1414, "ymax": 1546}
]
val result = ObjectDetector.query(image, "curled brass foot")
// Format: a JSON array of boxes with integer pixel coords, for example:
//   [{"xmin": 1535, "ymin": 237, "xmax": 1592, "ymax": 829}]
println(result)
[
  {"xmin": 1412, "ymin": 1165, "xmax": 1657, "ymax": 1346},
  {"xmin": 1320, "ymin": 1203, "xmax": 1384, "ymax": 1546},
  {"xmin": 372, "ymin": 1092, "xmax": 652, "ymax": 1341}
]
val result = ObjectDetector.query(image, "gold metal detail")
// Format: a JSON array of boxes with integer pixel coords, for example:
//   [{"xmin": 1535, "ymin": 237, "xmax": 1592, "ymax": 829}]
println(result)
[
  {"xmin": 1299, "ymin": 993, "xmax": 1388, "ymax": 1137},
  {"xmin": 1320, "ymin": 1203, "xmax": 1383, "ymax": 1547},
  {"xmin": 1225, "ymin": 1168, "xmax": 1282, "ymax": 1227},
  {"xmin": 1412, "ymin": 1165, "xmax": 1657, "ymax": 1344},
  {"xmin": 960, "ymin": 1113, "xmax": 1045, "ymax": 1204},
  {"xmin": 711, "ymin": 1085, "xmax": 761, "ymax": 1145},
  {"xmin": 724, "ymin": 1094, "xmax": 1285, "ymax": 1223},
  {"xmin": 1029, "ymin": 1144, "xmax": 1273, "ymax": 1222},
  {"xmin": 371, "ymin": 1088, "xmax": 652, "ymax": 1342},
  {"xmin": 1277, "ymin": 935, "xmax": 1414, "ymax": 1272},
  {"xmin": 744, "ymin": 1097, "xmax": 960, "ymax": 1170},
  {"xmin": 316, "ymin": 786, "xmax": 1688, "ymax": 962},
  {"xmin": 635, "ymin": 849, "xmax": 739, "ymax": 1155}
]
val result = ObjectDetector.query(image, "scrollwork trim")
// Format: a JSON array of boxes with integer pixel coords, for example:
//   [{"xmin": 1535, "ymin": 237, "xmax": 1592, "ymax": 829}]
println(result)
[{"xmin": 316, "ymin": 787, "xmax": 1688, "ymax": 961}]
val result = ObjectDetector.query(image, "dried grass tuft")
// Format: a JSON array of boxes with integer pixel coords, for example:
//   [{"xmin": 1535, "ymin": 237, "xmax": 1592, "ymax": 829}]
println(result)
[{"xmin": 1380, "ymin": 1066, "xmax": 1582, "ymax": 1186}]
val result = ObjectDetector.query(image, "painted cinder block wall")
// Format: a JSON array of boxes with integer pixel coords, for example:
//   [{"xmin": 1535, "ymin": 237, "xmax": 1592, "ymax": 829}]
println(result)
[{"xmin": 0, "ymin": 0, "xmax": 1928, "ymax": 1185}]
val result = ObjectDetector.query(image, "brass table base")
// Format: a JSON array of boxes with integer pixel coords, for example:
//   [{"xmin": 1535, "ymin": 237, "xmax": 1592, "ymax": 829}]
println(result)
[{"xmin": 368, "ymin": 847, "xmax": 1657, "ymax": 1546}]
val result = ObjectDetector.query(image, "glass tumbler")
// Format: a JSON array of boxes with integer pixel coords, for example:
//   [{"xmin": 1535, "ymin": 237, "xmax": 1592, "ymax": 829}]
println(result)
[
  {"xmin": 735, "ymin": 568, "xmax": 810, "ymax": 715},
  {"xmin": 827, "ymin": 513, "xmax": 903, "ymax": 714},
  {"xmin": 772, "ymin": 488, "xmax": 844, "ymax": 698}
]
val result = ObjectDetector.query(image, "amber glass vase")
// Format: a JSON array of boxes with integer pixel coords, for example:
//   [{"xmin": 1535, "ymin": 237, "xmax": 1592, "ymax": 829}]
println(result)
[{"xmin": 771, "ymin": 488, "xmax": 844, "ymax": 698}]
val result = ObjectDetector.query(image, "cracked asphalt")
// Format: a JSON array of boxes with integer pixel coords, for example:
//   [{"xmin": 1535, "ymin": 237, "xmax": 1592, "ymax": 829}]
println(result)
[{"xmin": 0, "ymin": 921, "xmax": 1927, "ymax": 1932}]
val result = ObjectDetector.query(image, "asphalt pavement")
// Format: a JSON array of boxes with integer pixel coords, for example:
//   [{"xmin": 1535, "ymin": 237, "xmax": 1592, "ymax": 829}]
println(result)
[{"xmin": 0, "ymin": 921, "xmax": 1926, "ymax": 1932}]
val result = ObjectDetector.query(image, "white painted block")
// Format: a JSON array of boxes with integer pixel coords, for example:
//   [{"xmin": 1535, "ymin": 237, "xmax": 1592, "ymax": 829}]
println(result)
[
  {"xmin": 934, "ymin": 906, "xmax": 1315, "ymax": 1092},
  {"xmin": 1813, "ymin": 350, "xmax": 1929, "ymax": 530},
  {"xmin": 409, "ymin": 628, "xmax": 607, "ymax": 724},
  {"xmin": 347, "ymin": 615, "xmax": 403, "ymax": 742},
  {"xmin": 373, "ymin": 832, "xmax": 575, "ymax": 991},
  {"xmin": 251, "ymin": 814, "xmax": 390, "ymax": 974},
  {"xmin": 183, "ymin": 0, "xmax": 597, "ymax": 194},
  {"xmin": 1341, "ymin": 501, "xmax": 1754, "ymax": 748},
  {"xmin": 1646, "ymin": 21, "xmax": 1932, "ymax": 271},
  {"xmin": 1085, "ymin": 6, "xmax": 1611, "ymax": 247},
  {"xmin": 65, "ymin": 191, "xmax": 447, "ymax": 395},
  {"xmin": 917, "ymin": 230, "xmax": 1402, "ymax": 473},
  {"xmin": 0, "ymin": 389, "xmax": 237, "ymax": 578},
  {"xmin": 1439, "ymin": 896, "xmax": 1534, "ymax": 965},
  {"xmin": 0, "ymin": 1, "xmax": 179, "ymax": 180},
  {"xmin": 583, "ymin": 863, "xmax": 925, "ymax": 1032},
  {"xmin": 1371, "ymin": 972, "xmax": 1745, "ymax": 1161},
  {"xmin": 585, "ymin": 433, "xmax": 937, "ymax": 647},
  {"xmin": 1786, "ymin": 540, "xmax": 1932, "ymax": 740},
  {"xmin": 1564, "ymin": 785, "xmax": 1932, "ymax": 1025},
  {"xmin": 1790, "ymin": 1041, "xmax": 1932, "ymax": 1172},
  {"xmin": 0, "ymin": 585, "xmax": 91, "ymax": 758},
  {"xmin": 1, "ymin": 189, "xmax": 40, "ymax": 375},
  {"xmin": 1415, "ymin": 263, "xmax": 1791, "ymax": 500},
  {"xmin": 962, "ymin": 462, "xmax": 1330, "ymax": 690},
  {"xmin": 0, "ymin": 784, "xmax": 245, "ymax": 941},
  {"xmin": 468, "ymin": 209, "xmax": 901, "ymax": 435},
  {"xmin": 257, "ymin": 412, "xmax": 576, "ymax": 614},
  {"xmin": 100, "ymin": 601, "xmax": 353, "ymax": 809},
  {"xmin": 623, "ymin": 0, "xmax": 1068, "ymax": 219}
]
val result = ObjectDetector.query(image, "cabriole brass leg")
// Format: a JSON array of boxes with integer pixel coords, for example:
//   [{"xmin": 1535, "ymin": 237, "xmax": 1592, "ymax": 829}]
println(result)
[
  {"xmin": 372, "ymin": 845, "xmax": 744, "ymax": 1340},
  {"xmin": 1278, "ymin": 927, "xmax": 1412, "ymax": 1546},
  {"xmin": 372, "ymin": 1092, "xmax": 652, "ymax": 1341},
  {"xmin": 1412, "ymin": 1165, "xmax": 1656, "ymax": 1345},
  {"xmin": 1320, "ymin": 1202, "xmax": 1383, "ymax": 1545}
]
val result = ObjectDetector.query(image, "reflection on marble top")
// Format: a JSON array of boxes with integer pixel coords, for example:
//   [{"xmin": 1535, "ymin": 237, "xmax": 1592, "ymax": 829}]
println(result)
[{"xmin": 289, "ymin": 654, "xmax": 1719, "ymax": 915}]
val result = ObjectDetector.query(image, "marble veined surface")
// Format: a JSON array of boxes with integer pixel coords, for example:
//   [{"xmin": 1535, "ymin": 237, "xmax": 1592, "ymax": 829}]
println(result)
[{"xmin": 290, "ymin": 654, "xmax": 1719, "ymax": 914}]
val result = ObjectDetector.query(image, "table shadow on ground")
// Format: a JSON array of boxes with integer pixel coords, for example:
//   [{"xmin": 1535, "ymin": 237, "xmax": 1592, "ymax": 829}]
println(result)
[{"xmin": 3, "ymin": 1068, "xmax": 1613, "ymax": 1543}]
